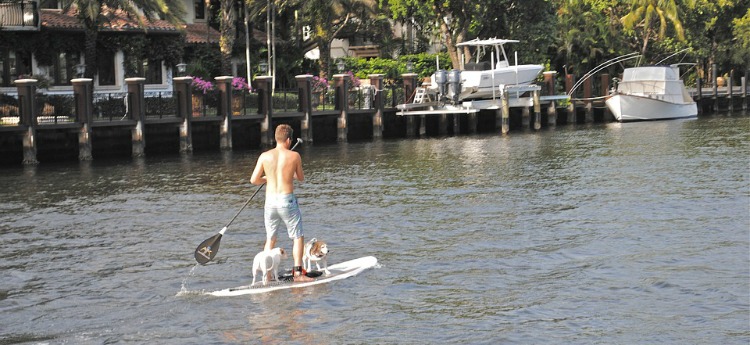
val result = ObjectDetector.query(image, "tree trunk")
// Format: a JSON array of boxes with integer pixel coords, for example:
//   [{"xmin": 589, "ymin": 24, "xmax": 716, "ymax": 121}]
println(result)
[
  {"xmin": 219, "ymin": 0, "xmax": 236, "ymax": 75},
  {"xmin": 84, "ymin": 27, "xmax": 98, "ymax": 80},
  {"xmin": 318, "ymin": 37, "xmax": 331, "ymax": 79}
]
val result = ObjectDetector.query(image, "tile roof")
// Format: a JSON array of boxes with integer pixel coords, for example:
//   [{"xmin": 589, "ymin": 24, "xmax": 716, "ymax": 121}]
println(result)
[
  {"xmin": 40, "ymin": 7, "xmax": 178, "ymax": 33},
  {"xmin": 183, "ymin": 23, "xmax": 220, "ymax": 44}
]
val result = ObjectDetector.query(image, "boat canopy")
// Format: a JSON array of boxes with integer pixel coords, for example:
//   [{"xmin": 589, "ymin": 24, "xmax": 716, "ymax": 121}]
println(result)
[{"xmin": 623, "ymin": 66, "xmax": 679, "ymax": 82}]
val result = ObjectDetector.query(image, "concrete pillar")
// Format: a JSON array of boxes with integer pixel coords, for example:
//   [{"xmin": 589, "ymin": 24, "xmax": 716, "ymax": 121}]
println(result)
[
  {"xmin": 126, "ymin": 78, "xmax": 146, "ymax": 157},
  {"xmin": 468, "ymin": 113, "xmax": 477, "ymax": 134},
  {"xmin": 369, "ymin": 74, "xmax": 385, "ymax": 139},
  {"xmin": 439, "ymin": 114, "xmax": 448, "ymax": 135},
  {"xmin": 333, "ymin": 73, "xmax": 350, "ymax": 142},
  {"xmin": 522, "ymin": 105, "xmax": 530, "ymax": 129},
  {"xmin": 14, "ymin": 78, "xmax": 38, "ymax": 164},
  {"xmin": 173, "ymin": 77, "xmax": 193, "ymax": 153},
  {"xmin": 215, "ymin": 76, "xmax": 233, "ymax": 150},
  {"xmin": 255, "ymin": 76, "xmax": 274, "ymax": 146},
  {"xmin": 72, "ymin": 78, "xmax": 93, "ymax": 161},
  {"xmin": 296, "ymin": 74, "xmax": 314, "ymax": 142},
  {"xmin": 419, "ymin": 115, "xmax": 426, "ymax": 136},
  {"xmin": 453, "ymin": 114, "xmax": 462, "ymax": 135}
]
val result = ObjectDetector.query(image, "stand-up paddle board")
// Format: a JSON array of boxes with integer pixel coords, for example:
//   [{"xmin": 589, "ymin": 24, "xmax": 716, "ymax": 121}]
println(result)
[{"xmin": 207, "ymin": 256, "xmax": 377, "ymax": 297}]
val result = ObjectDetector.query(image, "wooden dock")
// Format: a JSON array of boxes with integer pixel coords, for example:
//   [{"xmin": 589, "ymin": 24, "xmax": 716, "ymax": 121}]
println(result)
[{"xmin": 0, "ymin": 71, "xmax": 747, "ymax": 166}]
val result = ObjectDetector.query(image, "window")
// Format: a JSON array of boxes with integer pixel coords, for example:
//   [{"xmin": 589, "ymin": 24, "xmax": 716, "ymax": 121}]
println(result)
[
  {"xmin": 97, "ymin": 50, "xmax": 116, "ymax": 86},
  {"xmin": 50, "ymin": 51, "xmax": 80, "ymax": 86},
  {"xmin": 194, "ymin": 0, "xmax": 205, "ymax": 20},
  {"xmin": 139, "ymin": 59, "xmax": 163, "ymax": 85},
  {"xmin": 0, "ymin": 49, "xmax": 31, "ymax": 87}
]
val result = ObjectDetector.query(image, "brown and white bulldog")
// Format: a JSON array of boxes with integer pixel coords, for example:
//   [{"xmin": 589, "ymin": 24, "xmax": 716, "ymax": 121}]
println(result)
[{"xmin": 303, "ymin": 238, "xmax": 330, "ymax": 275}]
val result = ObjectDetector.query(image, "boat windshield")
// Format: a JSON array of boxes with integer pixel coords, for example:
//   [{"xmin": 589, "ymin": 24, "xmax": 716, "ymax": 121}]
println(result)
[{"xmin": 456, "ymin": 38, "xmax": 518, "ymax": 70}]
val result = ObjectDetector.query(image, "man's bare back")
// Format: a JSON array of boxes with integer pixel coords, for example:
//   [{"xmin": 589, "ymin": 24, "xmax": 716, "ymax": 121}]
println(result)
[{"xmin": 250, "ymin": 141, "xmax": 304, "ymax": 197}]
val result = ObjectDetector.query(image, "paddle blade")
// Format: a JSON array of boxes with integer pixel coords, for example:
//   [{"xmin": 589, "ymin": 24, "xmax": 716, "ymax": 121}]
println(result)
[{"xmin": 195, "ymin": 234, "xmax": 222, "ymax": 264}]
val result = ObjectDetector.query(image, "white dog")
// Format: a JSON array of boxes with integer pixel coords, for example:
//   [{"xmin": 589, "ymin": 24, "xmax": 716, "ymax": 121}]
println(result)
[
  {"xmin": 303, "ymin": 238, "xmax": 330, "ymax": 275},
  {"xmin": 251, "ymin": 247, "xmax": 286, "ymax": 286}
]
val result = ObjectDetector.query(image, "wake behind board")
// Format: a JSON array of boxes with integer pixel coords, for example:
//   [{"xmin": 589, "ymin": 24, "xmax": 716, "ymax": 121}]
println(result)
[{"xmin": 207, "ymin": 256, "xmax": 377, "ymax": 297}]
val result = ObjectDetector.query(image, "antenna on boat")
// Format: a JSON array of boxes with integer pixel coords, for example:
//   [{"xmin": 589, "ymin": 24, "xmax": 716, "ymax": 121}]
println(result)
[{"xmin": 655, "ymin": 48, "xmax": 689, "ymax": 65}]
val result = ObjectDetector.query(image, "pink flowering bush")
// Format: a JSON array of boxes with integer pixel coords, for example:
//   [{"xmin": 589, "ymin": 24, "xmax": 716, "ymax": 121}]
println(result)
[
  {"xmin": 311, "ymin": 76, "xmax": 329, "ymax": 93},
  {"xmin": 191, "ymin": 77, "xmax": 214, "ymax": 94},
  {"xmin": 347, "ymin": 71, "xmax": 361, "ymax": 89},
  {"xmin": 232, "ymin": 77, "xmax": 251, "ymax": 92}
]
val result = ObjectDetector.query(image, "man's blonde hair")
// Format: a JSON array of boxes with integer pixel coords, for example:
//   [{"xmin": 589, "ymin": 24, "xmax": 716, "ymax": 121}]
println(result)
[{"xmin": 275, "ymin": 124, "xmax": 293, "ymax": 144}]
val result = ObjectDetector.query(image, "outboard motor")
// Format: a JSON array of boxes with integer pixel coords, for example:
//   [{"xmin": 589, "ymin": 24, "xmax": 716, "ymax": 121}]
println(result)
[
  {"xmin": 434, "ymin": 70, "xmax": 448, "ymax": 99},
  {"xmin": 447, "ymin": 69, "xmax": 462, "ymax": 104}
]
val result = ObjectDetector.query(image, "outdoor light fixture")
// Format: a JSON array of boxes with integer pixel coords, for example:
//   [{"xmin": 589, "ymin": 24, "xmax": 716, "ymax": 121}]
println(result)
[
  {"xmin": 75, "ymin": 64, "xmax": 86, "ymax": 78},
  {"xmin": 336, "ymin": 60, "xmax": 345, "ymax": 73},
  {"xmin": 406, "ymin": 61, "xmax": 414, "ymax": 72},
  {"xmin": 259, "ymin": 62, "xmax": 268, "ymax": 75},
  {"xmin": 176, "ymin": 63, "xmax": 187, "ymax": 76}
]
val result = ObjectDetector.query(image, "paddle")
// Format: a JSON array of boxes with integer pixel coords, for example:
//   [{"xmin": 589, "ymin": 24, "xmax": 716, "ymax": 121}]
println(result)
[{"xmin": 194, "ymin": 138, "xmax": 303, "ymax": 264}]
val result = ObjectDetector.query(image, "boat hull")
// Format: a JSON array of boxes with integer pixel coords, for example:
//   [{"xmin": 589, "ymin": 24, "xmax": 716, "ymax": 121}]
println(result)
[
  {"xmin": 606, "ymin": 94, "xmax": 698, "ymax": 122},
  {"xmin": 459, "ymin": 65, "xmax": 543, "ymax": 100}
]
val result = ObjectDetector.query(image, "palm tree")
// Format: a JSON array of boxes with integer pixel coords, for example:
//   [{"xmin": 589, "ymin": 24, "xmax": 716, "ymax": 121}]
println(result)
[
  {"xmin": 620, "ymin": 0, "xmax": 688, "ymax": 57},
  {"xmin": 59, "ymin": 0, "xmax": 185, "ymax": 79},
  {"xmin": 219, "ymin": 0, "xmax": 235, "ymax": 75}
]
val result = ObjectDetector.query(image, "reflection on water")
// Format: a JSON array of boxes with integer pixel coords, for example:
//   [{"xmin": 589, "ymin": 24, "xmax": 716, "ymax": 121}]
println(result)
[{"xmin": 0, "ymin": 113, "xmax": 748, "ymax": 344}]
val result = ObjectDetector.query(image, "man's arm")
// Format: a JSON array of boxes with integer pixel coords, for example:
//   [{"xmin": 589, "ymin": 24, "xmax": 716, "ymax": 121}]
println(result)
[
  {"xmin": 294, "ymin": 152, "xmax": 304, "ymax": 183},
  {"xmin": 250, "ymin": 154, "xmax": 267, "ymax": 185}
]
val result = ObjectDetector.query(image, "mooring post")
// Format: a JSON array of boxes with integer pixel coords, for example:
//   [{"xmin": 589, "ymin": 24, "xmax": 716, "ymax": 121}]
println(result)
[
  {"xmin": 742, "ymin": 71, "xmax": 748, "ymax": 110},
  {"xmin": 369, "ymin": 74, "xmax": 384, "ymax": 139},
  {"xmin": 173, "ymin": 77, "xmax": 193, "ymax": 153},
  {"xmin": 215, "ymin": 76, "xmax": 233, "ymax": 150},
  {"xmin": 583, "ymin": 77, "xmax": 593, "ymax": 122},
  {"xmin": 15, "ymin": 79, "xmax": 38, "ymax": 165},
  {"xmin": 296, "ymin": 74, "xmax": 314, "ymax": 143},
  {"xmin": 72, "ymin": 78, "xmax": 94, "ymax": 161},
  {"xmin": 712, "ymin": 63, "xmax": 719, "ymax": 113},
  {"xmin": 255, "ymin": 76, "xmax": 274, "ymax": 146},
  {"xmin": 333, "ymin": 73, "xmax": 350, "ymax": 142},
  {"xmin": 601, "ymin": 74, "xmax": 612, "ymax": 121},
  {"xmin": 402, "ymin": 73, "xmax": 419, "ymax": 137},
  {"xmin": 543, "ymin": 71, "xmax": 557, "ymax": 127},
  {"xmin": 728, "ymin": 70, "xmax": 734, "ymax": 113},
  {"xmin": 126, "ymin": 78, "xmax": 146, "ymax": 157},
  {"xmin": 501, "ymin": 88, "xmax": 510, "ymax": 134},
  {"xmin": 696, "ymin": 77, "xmax": 703, "ymax": 115},
  {"xmin": 565, "ymin": 74, "xmax": 576, "ymax": 124},
  {"xmin": 533, "ymin": 89, "xmax": 541, "ymax": 130}
]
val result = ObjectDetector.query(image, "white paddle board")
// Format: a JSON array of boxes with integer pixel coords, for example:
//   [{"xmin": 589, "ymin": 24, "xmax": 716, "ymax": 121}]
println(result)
[{"xmin": 207, "ymin": 256, "xmax": 378, "ymax": 297}]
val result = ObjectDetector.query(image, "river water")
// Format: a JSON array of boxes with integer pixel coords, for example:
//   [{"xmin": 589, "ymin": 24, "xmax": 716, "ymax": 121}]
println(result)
[{"xmin": 1, "ymin": 113, "xmax": 748, "ymax": 344}]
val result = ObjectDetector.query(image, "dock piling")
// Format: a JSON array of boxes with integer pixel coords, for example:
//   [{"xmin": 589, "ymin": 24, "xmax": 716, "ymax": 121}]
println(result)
[
  {"xmin": 296, "ymin": 75, "xmax": 314, "ymax": 142},
  {"xmin": 533, "ymin": 89, "xmax": 541, "ymax": 130},
  {"xmin": 174, "ymin": 77, "xmax": 193, "ymax": 153},
  {"xmin": 15, "ymin": 79, "xmax": 38, "ymax": 164},
  {"xmin": 256, "ymin": 76, "xmax": 274, "ymax": 146},
  {"xmin": 126, "ymin": 78, "xmax": 146, "ymax": 157},
  {"xmin": 565, "ymin": 74, "xmax": 576, "ymax": 124},
  {"xmin": 215, "ymin": 76, "xmax": 233, "ymax": 150},
  {"xmin": 333, "ymin": 73, "xmax": 350, "ymax": 142},
  {"xmin": 73, "ymin": 78, "xmax": 94, "ymax": 161},
  {"xmin": 369, "ymin": 74, "xmax": 385, "ymax": 139}
]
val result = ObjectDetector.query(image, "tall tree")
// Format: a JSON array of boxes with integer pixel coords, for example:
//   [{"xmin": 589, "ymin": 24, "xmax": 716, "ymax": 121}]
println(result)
[
  {"xmin": 60, "ymin": 0, "xmax": 185, "ymax": 80},
  {"xmin": 219, "ymin": 0, "xmax": 236, "ymax": 74},
  {"xmin": 298, "ymin": 0, "xmax": 378, "ymax": 79}
]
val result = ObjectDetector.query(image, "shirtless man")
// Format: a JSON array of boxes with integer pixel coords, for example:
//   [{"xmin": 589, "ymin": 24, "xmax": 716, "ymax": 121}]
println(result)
[{"xmin": 250, "ymin": 124, "xmax": 314, "ymax": 282}]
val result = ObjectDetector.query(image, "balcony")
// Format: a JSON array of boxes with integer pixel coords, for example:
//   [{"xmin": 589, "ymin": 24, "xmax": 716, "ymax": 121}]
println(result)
[{"xmin": 0, "ymin": 1, "xmax": 39, "ymax": 30}]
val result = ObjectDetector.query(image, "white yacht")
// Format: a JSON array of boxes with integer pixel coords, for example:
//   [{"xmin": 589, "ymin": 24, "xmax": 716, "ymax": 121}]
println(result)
[{"xmin": 605, "ymin": 66, "xmax": 697, "ymax": 122}]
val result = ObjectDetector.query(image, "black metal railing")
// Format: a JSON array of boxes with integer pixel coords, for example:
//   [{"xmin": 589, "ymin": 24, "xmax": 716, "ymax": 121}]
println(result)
[{"xmin": 0, "ymin": 1, "xmax": 39, "ymax": 28}]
